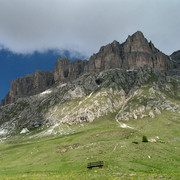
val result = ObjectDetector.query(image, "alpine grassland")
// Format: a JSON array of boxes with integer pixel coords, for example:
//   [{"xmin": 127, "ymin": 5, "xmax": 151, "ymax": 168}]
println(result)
[{"xmin": 0, "ymin": 111, "xmax": 179, "ymax": 180}]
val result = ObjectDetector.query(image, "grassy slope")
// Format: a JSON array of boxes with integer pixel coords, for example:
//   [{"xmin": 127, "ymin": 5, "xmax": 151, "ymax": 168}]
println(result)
[{"xmin": 0, "ymin": 111, "xmax": 179, "ymax": 180}]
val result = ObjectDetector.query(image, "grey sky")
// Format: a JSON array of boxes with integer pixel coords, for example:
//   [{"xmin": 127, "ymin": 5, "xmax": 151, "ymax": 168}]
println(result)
[{"xmin": 0, "ymin": 0, "xmax": 179, "ymax": 57}]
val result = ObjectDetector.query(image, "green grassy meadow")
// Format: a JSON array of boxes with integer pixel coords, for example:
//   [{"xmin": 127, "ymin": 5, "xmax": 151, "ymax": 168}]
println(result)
[{"xmin": 0, "ymin": 111, "xmax": 179, "ymax": 179}]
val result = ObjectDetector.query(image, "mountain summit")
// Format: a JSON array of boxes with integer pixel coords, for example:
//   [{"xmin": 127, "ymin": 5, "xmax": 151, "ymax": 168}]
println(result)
[{"xmin": 1, "ymin": 31, "xmax": 177, "ymax": 105}]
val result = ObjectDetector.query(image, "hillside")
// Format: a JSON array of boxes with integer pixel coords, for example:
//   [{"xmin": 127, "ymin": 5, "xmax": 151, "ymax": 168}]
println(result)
[
  {"xmin": 0, "ymin": 110, "xmax": 179, "ymax": 179},
  {"xmin": 0, "ymin": 64, "xmax": 180, "ymax": 179}
]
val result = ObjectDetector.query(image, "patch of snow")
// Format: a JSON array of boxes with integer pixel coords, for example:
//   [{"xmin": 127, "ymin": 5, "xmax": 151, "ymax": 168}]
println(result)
[
  {"xmin": 119, "ymin": 123, "xmax": 134, "ymax": 129},
  {"xmin": 40, "ymin": 89, "xmax": 53, "ymax": 97},
  {"xmin": 126, "ymin": 69, "xmax": 136, "ymax": 72},
  {"xmin": 57, "ymin": 83, "xmax": 66, "ymax": 88},
  {"xmin": 0, "ymin": 129, "xmax": 8, "ymax": 135},
  {"xmin": 54, "ymin": 123, "xmax": 59, "ymax": 128},
  {"xmin": 47, "ymin": 129, "xmax": 53, "ymax": 134},
  {"xmin": 88, "ymin": 91, "xmax": 94, "ymax": 98},
  {"xmin": 20, "ymin": 128, "xmax": 29, "ymax": 134}
]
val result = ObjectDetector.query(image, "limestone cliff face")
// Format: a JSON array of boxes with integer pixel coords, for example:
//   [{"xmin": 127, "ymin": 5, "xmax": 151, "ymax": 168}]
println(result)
[
  {"xmin": 53, "ymin": 32, "xmax": 174, "ymax": 84},
  {"xmin": 53, "ymin": 58, "xmax": 88, "ymax": 84},
  {"xmin": 170, "ymin": 50, "xmax": 180, "ymax": 68},
  {"xmin": 167, "ymin": 50, "xmax": 180, "ymax": 75},
  {"xmin": 88, "ymin": 40, "xmax": 123, "ymax": 73},
  {"xmin": 1, "ymin": 71, "xmax": 54, "ymax": 105},
  {"xmin": 88, "ymin": 31, "xmax": 174, "ymax": 73},
  {"xmin": 1, "ymin": 31, "xmax": 176, "ymax": 105}
]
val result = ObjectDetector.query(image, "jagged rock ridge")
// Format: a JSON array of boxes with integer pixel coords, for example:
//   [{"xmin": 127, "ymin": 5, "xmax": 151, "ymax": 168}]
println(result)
[
  {"xmin": 1, "ymin": 31, "xmax": 177, "ymax": 105},
  {"xmin": 88, "ymin": 31, "xmax": 174, "ymax": 73},
  {"xmin": 1, "ymin": 70, "xmax": 54, "ymax": 105}
]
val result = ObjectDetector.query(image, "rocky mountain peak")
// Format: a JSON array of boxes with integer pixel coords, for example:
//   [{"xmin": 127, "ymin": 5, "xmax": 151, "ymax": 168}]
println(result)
[
  {"xmin": 132, "ymin": 30, "xmax": 145, "ymax": 38},
  {"xmin": 98, "ymin": 40, "xmax": 121, "ymax": 53},
  {"xmin": 1, "ymin": 31, "xmax": 177, "ymax": 105},
  {"xmin": 126, "ymin": 31, "xmax": 145, "ymax": 43},
  {"xmin": 56, "ymin": 57, "xmax": 70, "ymax": 65},
  {"xmin": 123, "ymin": 31, "xmax": 154, "ymax": 53},
  {"xmin": 112, "ymin": 40, "xmax": 120, "ymax": 46}
]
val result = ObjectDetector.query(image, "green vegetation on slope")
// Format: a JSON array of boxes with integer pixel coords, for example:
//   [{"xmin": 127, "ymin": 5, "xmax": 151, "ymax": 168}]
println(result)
[{"xmin": 0, "ymin": 111, "xmax": 179, "ymax": 180}]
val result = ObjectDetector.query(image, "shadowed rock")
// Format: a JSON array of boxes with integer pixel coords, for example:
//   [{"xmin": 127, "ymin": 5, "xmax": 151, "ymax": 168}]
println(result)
[{"xmin": 1, "ymin": 70, "xmax": 54, "ymax": 105}]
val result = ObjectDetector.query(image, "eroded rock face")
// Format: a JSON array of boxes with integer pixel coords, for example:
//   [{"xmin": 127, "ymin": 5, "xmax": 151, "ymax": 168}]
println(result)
[
  {"xmin": 88, "ymin": 31, "xmax": 174, "ymax": 73},
  {"xmin": 53, "ymin": 31, "xmax": 175, "ymax": 85},
  {"xmin": 53, "ymin": 58, "xmax": 88, "ymax": 84},
  {"xmin": 168, "ymin": 50, "xmax": 180, "ymax": 75},
  {"xmin": 171, "ymin": 50, "xmax": 180, "ymax": 66},
  {"xmin": 1, "ymin": 71, "xmax": 54, "ymax": 105}
]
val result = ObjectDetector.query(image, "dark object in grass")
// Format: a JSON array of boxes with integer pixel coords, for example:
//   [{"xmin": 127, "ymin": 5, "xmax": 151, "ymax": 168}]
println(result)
[
  {"xmin": 87, "ymin": 161, "xmax": 104, "ymax": 169},
  {"xmin": 132, "ymin": 141, "xmax": 138, "ymax": 144},
  {"xmin": 142, "ymin": 135, "xmax": 148, "ymax": 142}
]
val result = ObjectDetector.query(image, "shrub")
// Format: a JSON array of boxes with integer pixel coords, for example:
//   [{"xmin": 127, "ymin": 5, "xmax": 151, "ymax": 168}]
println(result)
[
  {"xmin": 142, "ymin": 135, "xmax": 148, "ymax": 142},
  {"xmin": 132, "ymin": 141, "xmax": 138, "ymax": 144}
]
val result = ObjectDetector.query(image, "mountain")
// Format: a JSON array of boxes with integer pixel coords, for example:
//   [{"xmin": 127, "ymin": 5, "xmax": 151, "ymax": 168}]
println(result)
[
  {"xmin": 0, "ymin": 30, "xmax": 180, "ymax": 130},
  {"xmin": 1, "ymin": 31, "xmax": 176, "ymax": 105},
  {"xmin": 0, "ymin": 31, "xmax": 180, "ymax": 179},
  {"xmin": 0, "ymin": 49, "xmax": 85, "ymax": 104},
  {"xmin": 2, "ymin": 70, "xmax": 54, "ymax": 105},
  {"xmin": 88, "ymin": 31, "xmax": 173, "ymax": 73}
]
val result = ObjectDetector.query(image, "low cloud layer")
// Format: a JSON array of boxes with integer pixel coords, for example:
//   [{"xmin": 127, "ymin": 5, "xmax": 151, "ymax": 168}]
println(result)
[{"xmin": 0, "ymin": 0, "xmax": 179, "ymax": 56}]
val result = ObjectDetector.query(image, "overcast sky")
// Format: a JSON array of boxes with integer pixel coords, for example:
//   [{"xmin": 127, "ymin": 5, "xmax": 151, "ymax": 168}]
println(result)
[{"xmin": 0, "ymin": 0, "xmax": 180, "ymax": 57}]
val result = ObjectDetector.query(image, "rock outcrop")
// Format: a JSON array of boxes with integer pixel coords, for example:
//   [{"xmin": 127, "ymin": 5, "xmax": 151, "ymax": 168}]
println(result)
[
  {"xmin": 1, "ymin": 70, "xmax": 54, "ymax": 105},
  {"xmin": 1, "ymin": 31, "xmax": 177, "ymax": 105},
  {"xmin": 170, "ymin": 50, "xmax": 180, "ymax": 66},
  {"xmin": 53, "ymin": 31, "xmax": 175, "ymax": 84},
  {"xmin": 168, "ymin": 50, "xmax": 180, "ymax": 75},
  {"xmin": 53, "ymin": 58, "xmax": 88, "ymax": 84},
  {"xmin": 88, "ymin": 31, "xmax": 174, "ymax": 73}
]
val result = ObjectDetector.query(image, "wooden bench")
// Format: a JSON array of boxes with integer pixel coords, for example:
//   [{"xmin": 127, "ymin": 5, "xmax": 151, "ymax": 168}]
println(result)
[{"xmin": 87, "ymin": 161, "xmax": 104, "ymax": 169}]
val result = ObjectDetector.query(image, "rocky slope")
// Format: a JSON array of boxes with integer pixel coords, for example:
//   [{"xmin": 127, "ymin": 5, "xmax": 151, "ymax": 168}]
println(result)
[
  {"xmin": 0, "ymin": 65, "xmax": 179, "ymax": 139},
  {"xmin": 1, "ymin": 31, "xmax": 176, "ymax": 105}
]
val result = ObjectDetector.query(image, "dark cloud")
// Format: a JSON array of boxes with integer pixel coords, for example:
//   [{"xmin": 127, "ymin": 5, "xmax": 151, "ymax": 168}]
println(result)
[{"xmin": 0, "ymin": 0, "xmax": 179, "ymax": 56}]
